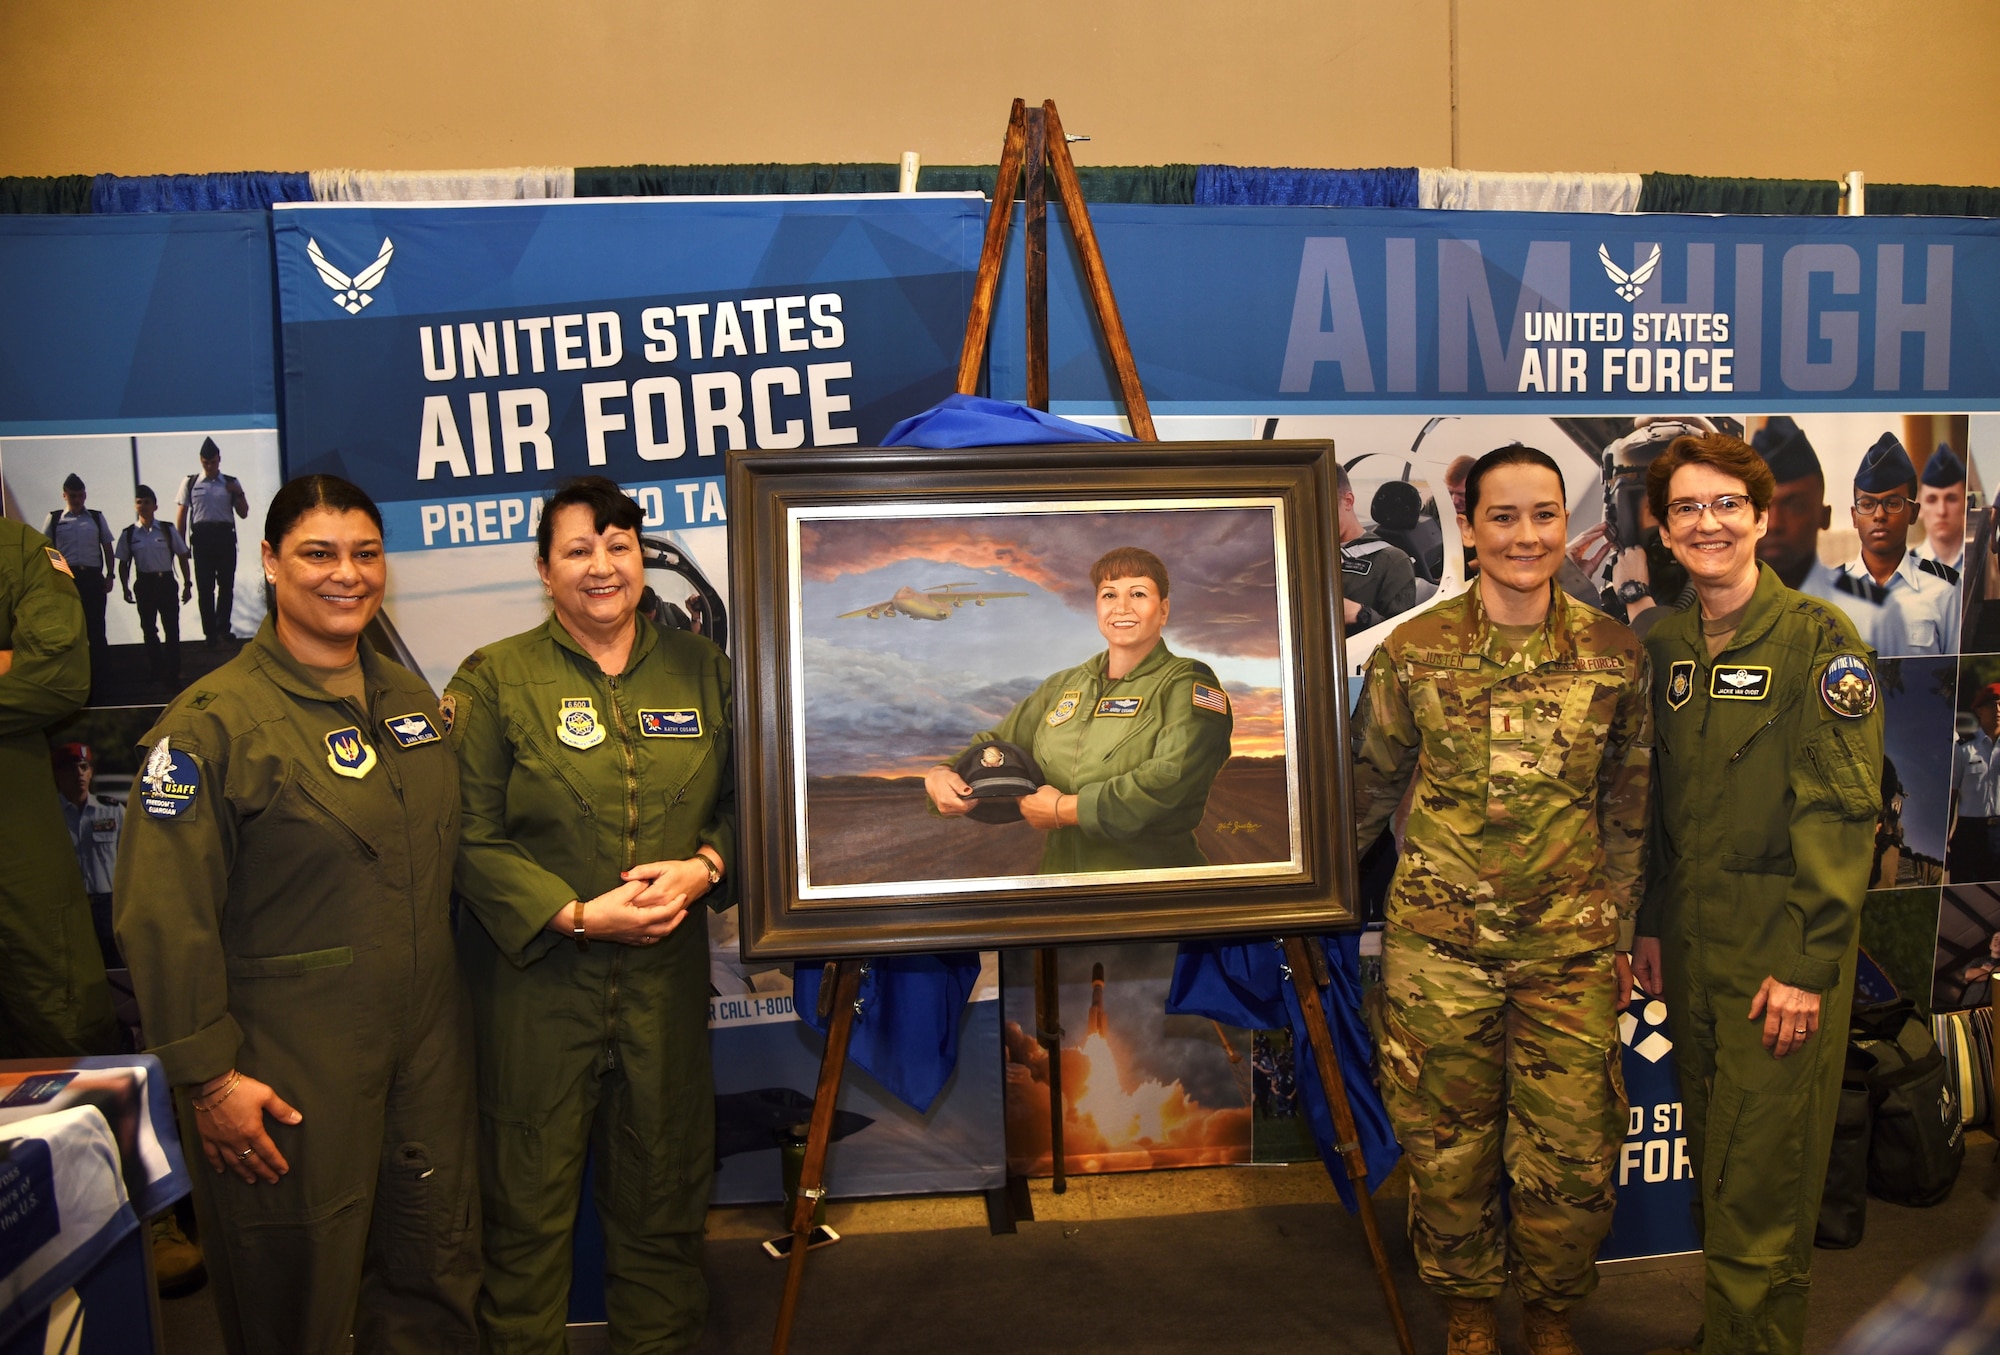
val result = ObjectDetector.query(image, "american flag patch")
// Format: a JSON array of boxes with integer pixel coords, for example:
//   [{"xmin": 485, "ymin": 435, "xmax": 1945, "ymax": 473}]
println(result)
[{"xmin": 1192, "ymin": 682, "xmax": 1229, "ymax": 715}]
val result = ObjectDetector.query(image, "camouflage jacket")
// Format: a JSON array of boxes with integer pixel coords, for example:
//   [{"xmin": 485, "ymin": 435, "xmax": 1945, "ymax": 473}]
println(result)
[{"xmin": 1351, "ymin": 581, "xmax": 1653, "ymax": 959}]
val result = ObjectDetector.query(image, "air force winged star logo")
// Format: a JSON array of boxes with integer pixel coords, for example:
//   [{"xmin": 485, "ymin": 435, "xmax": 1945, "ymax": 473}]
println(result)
[
  {"xmin": 1599, "ymin": 242, "xmax": 1661, "ymax": 303},
  {"xmin": 307, "ymin": 237, "xmax": 394, "ymax": 314}
]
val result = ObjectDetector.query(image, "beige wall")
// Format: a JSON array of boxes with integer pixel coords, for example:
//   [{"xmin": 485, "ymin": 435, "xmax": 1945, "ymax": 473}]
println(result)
[{"xmin": 4, "ymin": 1, "xmax": 1997, "ymax": 184}]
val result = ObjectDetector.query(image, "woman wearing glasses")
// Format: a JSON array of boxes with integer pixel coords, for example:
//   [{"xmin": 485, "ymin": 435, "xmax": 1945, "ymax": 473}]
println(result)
[{"xmin": 1630, "ymin": 433, "xmax": 1883, "ymax": 1355}]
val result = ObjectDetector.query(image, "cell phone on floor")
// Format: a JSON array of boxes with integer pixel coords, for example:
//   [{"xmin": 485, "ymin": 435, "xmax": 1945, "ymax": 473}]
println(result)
[{"xmin": 762, "ymin": 1225, "xmax": 841, "ymax": 1259}]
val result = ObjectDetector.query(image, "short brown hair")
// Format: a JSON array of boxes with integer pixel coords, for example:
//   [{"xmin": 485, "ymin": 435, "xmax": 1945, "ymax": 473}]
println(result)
[
  {"xmin": 1090, "ymin": 546, "xmax": 1169, "ymax": 597},
  {"xmin": 1645, "ymin": 434, "xmax": 1776, "ymax": 524}
]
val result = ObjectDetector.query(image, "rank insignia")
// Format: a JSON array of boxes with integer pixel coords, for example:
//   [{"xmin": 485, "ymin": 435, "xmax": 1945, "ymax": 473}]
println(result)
[
  {"xmin": 1095, "ymin": 696, "xmax": 1143, "ymax": 718},
  {"xmin": 1490, "ymin": 704, "xmax": 1525, "ymax": 740},
  {"xmin": 139, "ymin": 738, "xmax": 199, "ymax": 820},
  {"xmin": 1192, "ymin": 682, "xmax": 1230, "ymax": 715},
  {"xmin": 384, "ymin": 712, "xmax": 442, "ymax": 748},
  {"xmin": 1709, "ymin": 665, "xmax": 1772, "ymax": 700},
  {"xmin": 325, "ymin": 726, "xmax": 378, "ymax": 779},
  {"xmin": 1821, "ymin": 653, "xmax": 1876, "ymax": 718},
  {"xmin": 1047, "ymin": 691, "xmax": 1082, "ymax": 727},
  {"xmin": 640, "ymin": 708, "xmax": 702, "ymax": 737},
  {"xmin": 557, "ymin": 697, "xmax": 605, "ymax": 749},
  {"xmin": 438, "ymin": 692, "xmax": 456, "ymax": 735},
  {"xmin": 1666, "ymin": 660, "xmax": 1694, "ymax": 711}
]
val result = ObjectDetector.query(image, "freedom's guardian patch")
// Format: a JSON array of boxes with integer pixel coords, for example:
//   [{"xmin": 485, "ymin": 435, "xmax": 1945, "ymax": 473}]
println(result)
[{"xmin": 140, "ymin": 739, "xmax": 201, "ymax": 819}]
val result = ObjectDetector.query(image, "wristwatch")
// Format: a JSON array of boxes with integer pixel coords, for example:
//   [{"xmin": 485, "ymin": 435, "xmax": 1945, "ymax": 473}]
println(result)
[
  {"xmin": 1615, "ymin": 579, "xmax": 1650, "ymax": 605},
  {"xmin": 699, "ymin": 855, "xmax": 722, "ymax": 887}
]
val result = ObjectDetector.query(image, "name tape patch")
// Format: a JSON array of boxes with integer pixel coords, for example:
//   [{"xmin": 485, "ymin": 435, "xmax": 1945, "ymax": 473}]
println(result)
[
  {"xmin": 640, "ymin": 709, "xmax": 702, "ymax": 737},
  {"xmin": 384, "ymin": 712, "xmax": 441, "ymax": 748},
  {"xmin": 1095, "ymin": 697, "xmax": 1144, "ymax": 718},
  {"xmin": 1709, "ymin": 665, "xmax": 1772, "ymax": 700}
]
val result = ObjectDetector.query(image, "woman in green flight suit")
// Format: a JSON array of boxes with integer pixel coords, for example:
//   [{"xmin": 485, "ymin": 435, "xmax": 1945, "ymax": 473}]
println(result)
[
  {"xmin": 114, "ymin": 475, "xmax": 479, "ymax": 1355},
  {"xmin": 447, "ymin": 475, "xmax": 733, "ymax": 1353},
  {"xmin": 924, "ymin": 545, "xmax": 1234, "ymax": 873}
]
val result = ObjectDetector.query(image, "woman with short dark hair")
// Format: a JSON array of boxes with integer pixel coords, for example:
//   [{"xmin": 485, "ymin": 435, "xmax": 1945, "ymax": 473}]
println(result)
[
  {"xmin": 115, "ymin": 474, "xmax": 479, "ymax": 1354},
  {"xmin": 447, "ymin": 474, "xmax": 734, "ymax": 1350}
]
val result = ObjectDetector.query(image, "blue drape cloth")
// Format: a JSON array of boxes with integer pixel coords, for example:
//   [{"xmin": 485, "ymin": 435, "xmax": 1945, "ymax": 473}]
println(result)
[
  {"xmin": 90, "ymin": 172, "xmax": 313, "ymax": 213},
  {"xmin": 789, "ymin": 395, "xmax": 1131, "ymax": 1113},
  {"xmin": 879, "ymin": 392, "xmax": 1137, "ymax": 448},
  {"xmin": 792, "ymin": 957, "xmax": 983, "ymax": 1113},
  {"xmin": 1167, "ymin": 934, "xmax": 1400, "ymax": 1212},
  {"xmin": 1193, "ymin": 165, "xmax": 1419, "ymax": 208}
]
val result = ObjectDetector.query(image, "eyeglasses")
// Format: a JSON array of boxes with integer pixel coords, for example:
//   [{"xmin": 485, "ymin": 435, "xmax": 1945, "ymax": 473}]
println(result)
[
  {"xmin": 1664, "ymin": 495, "xmax": 1755, "ymax": 525},
  {"xmin": 1852, "ymin": 494, "xmax": 1913, "ymax": 517}
]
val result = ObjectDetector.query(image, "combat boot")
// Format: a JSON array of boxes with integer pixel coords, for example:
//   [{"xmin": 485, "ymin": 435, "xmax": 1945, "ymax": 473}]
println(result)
[
  {"xmin": 1521, "ymin": 1301, "xmax": 1582, "ymax": 1355},
  {"xmin": 151, "ymin": 1212, "xmax": 206, "ymax": 1297},
  {"xmin": 1443, "ymin": 1297, "xmax": 1501, "ymax": 1355}
]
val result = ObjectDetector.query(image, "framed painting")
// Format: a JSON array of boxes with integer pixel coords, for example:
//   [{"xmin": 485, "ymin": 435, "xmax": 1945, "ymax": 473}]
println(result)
[{"xmin": 727, "ymin": 441, "xmax": 1356, "ymax": 959}]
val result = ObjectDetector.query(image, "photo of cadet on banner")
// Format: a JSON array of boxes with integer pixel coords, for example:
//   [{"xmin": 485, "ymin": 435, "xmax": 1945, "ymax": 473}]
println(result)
[{"xmin": 0, "ymin": 430, "xmax": 279, "ymax": 707}]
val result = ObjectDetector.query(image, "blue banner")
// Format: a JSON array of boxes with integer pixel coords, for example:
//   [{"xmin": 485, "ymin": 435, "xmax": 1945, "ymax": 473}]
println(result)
[
  {"xmin": 273, "ymin": 195, "xmax": 983, "ymax": 548},
  {"xmin": 991, "ymin": 205, "xmax": 2000, "ymax": 414},
  {"xmin": 0, "ymin": 213, "xmax": 278, "ymax": 435}
]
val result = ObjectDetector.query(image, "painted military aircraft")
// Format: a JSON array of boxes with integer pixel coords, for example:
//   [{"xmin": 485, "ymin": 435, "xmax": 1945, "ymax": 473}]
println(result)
[{"xmin": 837, "ymin": 581, "xmax": 1029, "ymax": 621}]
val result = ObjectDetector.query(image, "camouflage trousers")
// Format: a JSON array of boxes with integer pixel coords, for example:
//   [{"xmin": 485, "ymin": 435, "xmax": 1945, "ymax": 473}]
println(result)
[{"xmin": 1369, "ymin": 925, "xmax": 1627, "ymax": 1307}]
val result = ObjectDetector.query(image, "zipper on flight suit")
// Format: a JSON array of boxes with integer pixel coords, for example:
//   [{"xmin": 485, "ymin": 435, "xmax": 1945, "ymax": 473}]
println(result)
[
  {"xmin": 603, "ymin": 675, "xmax": 640, "ymax": 1070},
  {"xmin": 1728, "ymin": 712, "xmax": 1783, "ymax": 764}
]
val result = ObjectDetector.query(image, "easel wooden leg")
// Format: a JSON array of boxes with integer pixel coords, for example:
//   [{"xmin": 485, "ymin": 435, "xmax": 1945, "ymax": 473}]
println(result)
[
  {"xmin": 1033, "ymin": 947, "xmax": 1067, "ymax": 1192},
  {"xmin": 1284, "ymin": 936, "xmax": 1414, "ymax": 1355},
  {"xmin": 771, "ymin": 959, "xmax": 865, "ymax": 1355},
  {"xmin": 954, "ymin": 99, "xmax": 1027, "ymax": 394},
  {"xmin": 1022, "ymin": 105, "xmax": 1049, "ymax": 412}
]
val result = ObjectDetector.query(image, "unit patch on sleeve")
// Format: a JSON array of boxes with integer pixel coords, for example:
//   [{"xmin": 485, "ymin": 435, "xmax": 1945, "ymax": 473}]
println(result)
[
  {"xmin": 44, "ymin": 546, "xmax": 73, "ymax": 578},
  {"xmin": 383, "ymin": 712, "xmax": 442, "ymax": 748},
  {"xmin": 1191, "ymin": 682, "xmax": 1230, "ymax": 715},
  {"xmin": 1666, "ymin": 660, "xmax": 1695, "ymax": 711},
  {"xmin": 1046, "ymin": 691, "xmax": 1082, "ymax": 727},
  {"xmin": 1094, "ymin": 697, "xmax": 1143, "ymax": 718},
  {"xmin": 1708, "ymin": 665, "xmax": 1772, "ymax": 700},
  {"xmin": 438, "ymin": 692, "xmax": 457, "ymax": 734},
  {"xmin": 639, "ymin": 709, "xmax": 703, "ymax": 737},
  {"xmin": 1820, "ymin": 653, "xmax": 1877, "ymax": 718},
  {"xmin": 139, "ymin": 738, "xmax": 200, "ymax": 819}
]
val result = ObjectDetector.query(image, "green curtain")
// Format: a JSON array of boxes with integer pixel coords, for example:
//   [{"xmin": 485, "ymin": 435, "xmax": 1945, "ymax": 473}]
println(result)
[
  {"xmin": 1638, "ymin": 173, "xmax": 1842, "ymax": 215},
  {"xmin": 0, "ymin": 175, "xmax": 94, "ymax": 213},
  {"xmin": 1868, "ymin": 182, "xmax": 2000, "ymax": 217},
  {"xmin": 573, "ymin": 163, "xmax": 899, "ymax": 197},
  {"xmin": 573, "ymin": 162, "xmax": 1197, "ymax": 204},
  {"xmin": 919, "ymin": 164, "xmax": 1197, "ymax": 203}
]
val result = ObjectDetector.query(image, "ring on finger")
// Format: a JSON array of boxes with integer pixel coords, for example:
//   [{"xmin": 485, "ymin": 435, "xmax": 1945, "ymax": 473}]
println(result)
[{"xmin": 236, "ymin": 1147, "xmax": 255, "ymax": 1161}]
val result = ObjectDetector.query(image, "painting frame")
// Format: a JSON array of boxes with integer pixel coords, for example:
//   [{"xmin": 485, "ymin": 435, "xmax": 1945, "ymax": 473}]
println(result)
[{"xmin": 727, "ymin": 440, "xmax": 1357, "ymax": 960}]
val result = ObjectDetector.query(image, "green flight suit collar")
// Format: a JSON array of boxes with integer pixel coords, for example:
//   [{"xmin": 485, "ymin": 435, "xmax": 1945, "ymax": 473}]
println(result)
[
  {"xmin": 541, "ymin": 610, "xmax": 657, "ymax": 675},
  {"xmin": 1656, "ymin": 561, "xmax": 1788, "ymax": 661},
  {"xmin": 1461, "ymin": 577, "xmax": 1577, "ymax": 671},
  {"xmin": 1091, "ymin": 638, "xmax": 1177, "ymax": 684},
  {"xmin": 245, "ymin": 615, "xmax": 395, "ymax": 709}
]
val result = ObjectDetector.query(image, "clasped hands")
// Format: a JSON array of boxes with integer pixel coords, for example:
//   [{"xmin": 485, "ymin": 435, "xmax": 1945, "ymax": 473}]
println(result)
[{"xmin": 546, "ymin": 853, "xmax": 720, "ymax": 946}]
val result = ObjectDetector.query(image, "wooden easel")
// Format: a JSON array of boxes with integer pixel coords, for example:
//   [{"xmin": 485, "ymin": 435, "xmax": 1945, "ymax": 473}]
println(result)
[{"xmin": 771, "ymin": 98, "xmax": 1412, "ymax": 1355}]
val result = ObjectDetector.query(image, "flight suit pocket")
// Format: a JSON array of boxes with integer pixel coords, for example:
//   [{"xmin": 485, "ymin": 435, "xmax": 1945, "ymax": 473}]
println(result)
[
  {"xmin": 376, "ymin": 1139, "xmax": 473, "ymax": 1273},
  {"xmin": 226, "ymin": 946, "xmax": 355, "ymax": 979},
  {"xmin": 1802, "ymin": 722, "xmax": 1882, "ymax": 821}
]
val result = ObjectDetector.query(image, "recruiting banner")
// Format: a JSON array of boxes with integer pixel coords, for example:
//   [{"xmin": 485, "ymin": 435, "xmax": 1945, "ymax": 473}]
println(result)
[{"xmin": 991, "ymin": 205, "xmax": 2000, "ymax": 415}]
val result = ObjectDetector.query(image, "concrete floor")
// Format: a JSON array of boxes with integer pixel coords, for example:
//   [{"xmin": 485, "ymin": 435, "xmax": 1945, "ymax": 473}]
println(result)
[{"xmin": 161, "ymin": 1151, "xmax": 2000, "ymax": 1353}]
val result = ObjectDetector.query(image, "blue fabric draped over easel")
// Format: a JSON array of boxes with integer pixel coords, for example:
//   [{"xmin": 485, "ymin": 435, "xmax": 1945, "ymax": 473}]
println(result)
[
  {"xmin": 1193, "ymin": 165, "xmax": 1419, "ymax": 208},
  {"xmin": 91, "ymin": 172, "xmax": 313, "ymax": 213},
  {"xmin": 1167, "ymin": 934, "xmax": 1401, "ymax": 1213},
  {"xmin": 790, "ymin": 394, "xmax": 1128, "ymax": 1112}
]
